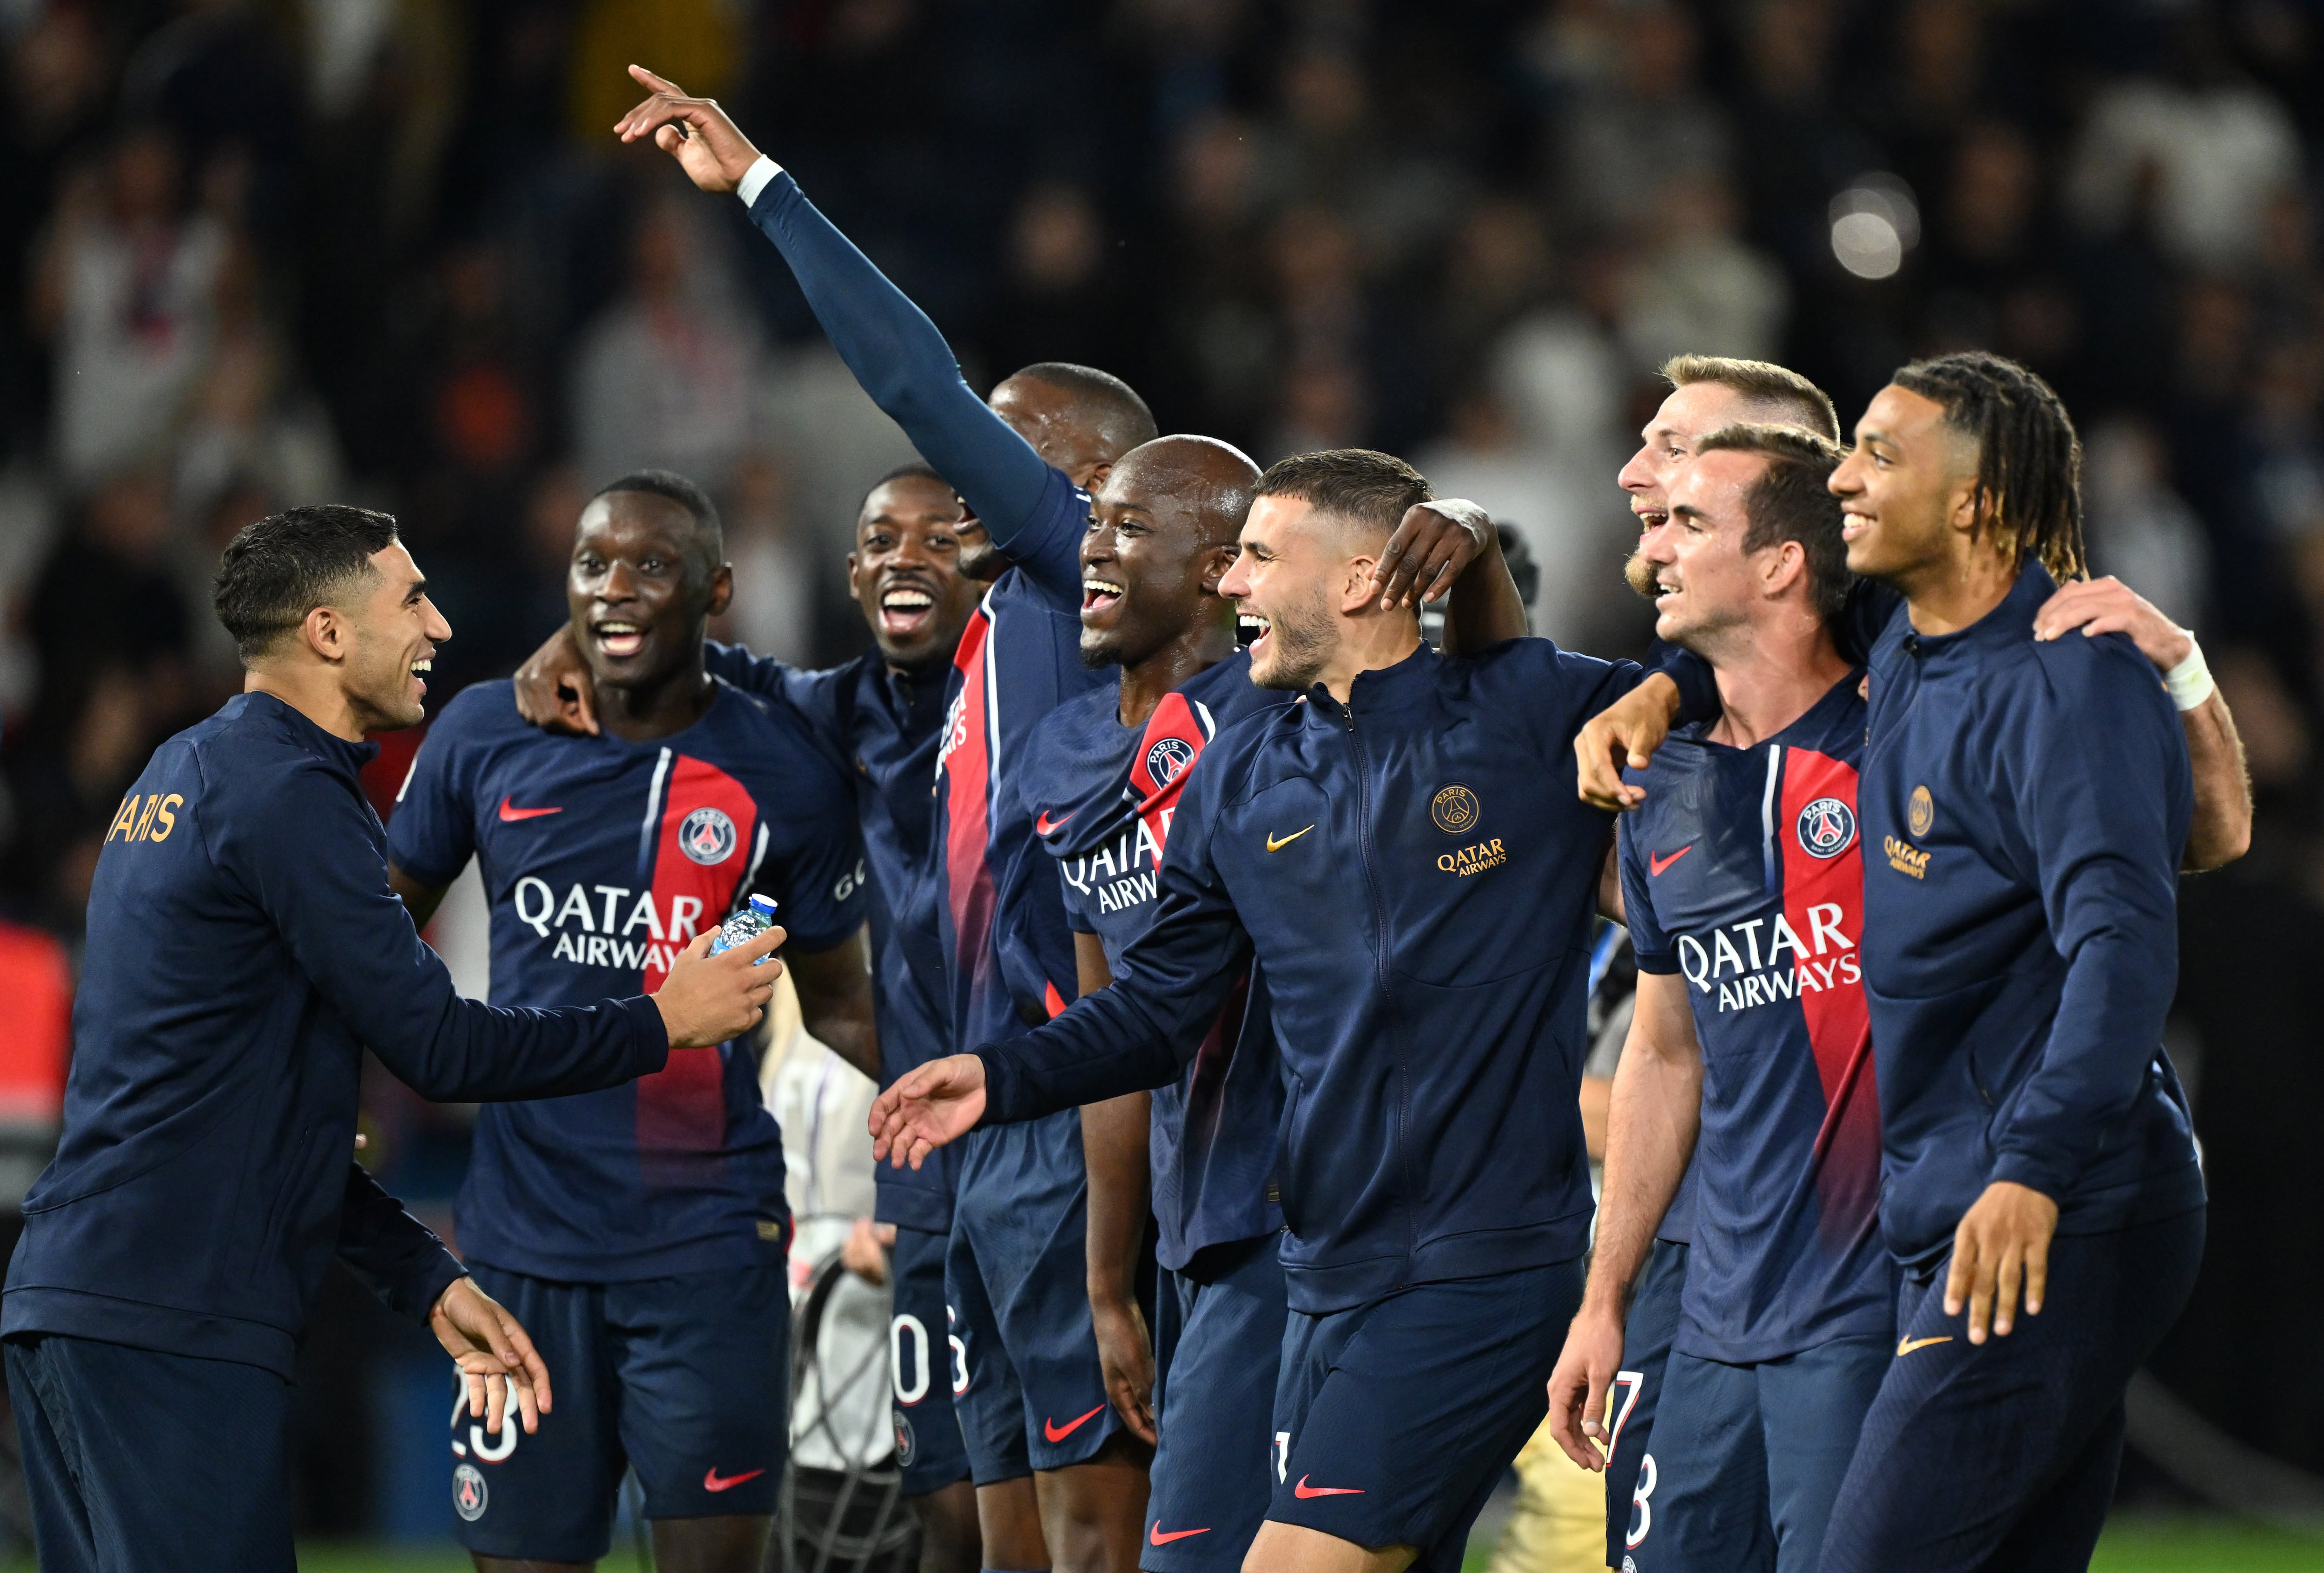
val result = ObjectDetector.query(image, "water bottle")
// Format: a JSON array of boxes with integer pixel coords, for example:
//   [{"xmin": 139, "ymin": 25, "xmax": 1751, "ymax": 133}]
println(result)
[{"xmin": 708, "ymin": 894, "xmax": 780, "ymax": 964}]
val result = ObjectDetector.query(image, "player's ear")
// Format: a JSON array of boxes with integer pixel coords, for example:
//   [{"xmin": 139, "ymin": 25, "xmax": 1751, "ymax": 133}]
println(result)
[
  {"xmin": 301, "ymin": 603, "xmax": 348, "ymax": 663},
  {"xmin": 1340, "ymin": 552, "xmax": 1382, "ymax": 613},
  {"xmin": 1761, "ymin": 540, "xmax": 1805, "ymax": 598},
  {"xmin": 844, "ymin": 550, "xmax": 864, "ymax": 597},
  {"xmin": 705, "ymin": 562, "xmax": 735, "ymax": 619}
]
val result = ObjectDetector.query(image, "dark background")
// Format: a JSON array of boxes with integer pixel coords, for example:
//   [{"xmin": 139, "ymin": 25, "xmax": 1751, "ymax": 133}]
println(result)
[{"xmin": 0, "ymin": 0, "xmax": 2320, "ymax": 1537}]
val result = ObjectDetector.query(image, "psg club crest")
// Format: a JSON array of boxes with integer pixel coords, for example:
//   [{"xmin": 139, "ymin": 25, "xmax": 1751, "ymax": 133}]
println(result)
[
  {"xmin": 453, "ymin": 1462, "xmax": 488, "ymax": 1522},
  {"xmin": 1431, "ymin": 783, "xmax": 1481, "ymax": 835},
  {"xmin": 679, "ymin": 806, "xmax": 738, "ymax": 866},
  {"xmin": 1796, "ymin": 796, "xmax": 1857, "ymax": 859},
  {"xmin": 894, "ymin": 1411, "xmax": 917, "ymax": 1466},
  {"xmin": 1145, "ymin": 736, "xmax": 1196, "ymax": 788}
]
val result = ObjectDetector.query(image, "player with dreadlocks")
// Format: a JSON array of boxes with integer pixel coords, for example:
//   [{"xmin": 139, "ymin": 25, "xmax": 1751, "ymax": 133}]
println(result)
[
  {"xmin": 1581, "ymin": 350, "xmax": 2226, "ymax": 1569},
  {"xmin": 1810, "ymin": 352, "xmax": 2210, "ymax": 1570}
]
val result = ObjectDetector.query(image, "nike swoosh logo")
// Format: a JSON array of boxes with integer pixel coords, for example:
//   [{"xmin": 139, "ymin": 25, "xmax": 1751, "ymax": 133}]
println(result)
[
  {"xmin": 1266, "ymin": 825, "xmax": 1315, "ymax": 852},
  {"xmin": 1647, "ymin": 845, "xmax": 1692, "ymax": 876},
  {"xmin": 1044, "ymin": 1404, "xmax": 1107, "ymax": 1442},
  {"xmin": 1293, "ymin": 1476, "xmax": 1365, "ymax": 1498},
  {"xmin": 1036, "ymin": 810, "xmax": 1072, "ymax": 835},
  {"xmin": 1896, "ymin": 1336, "xmax": 1954, "ymax": 1357},
  {"xmin": 498, "ymin": 796, "xmax": 563, "ymax": 822},
  {"xmin": 1150, "ymin": 1526, "xmax": 1211, "ymax": 1545},
  {"xmin": 703, "ymin": 1467, "xmax": 766, "ymax": 1492}
]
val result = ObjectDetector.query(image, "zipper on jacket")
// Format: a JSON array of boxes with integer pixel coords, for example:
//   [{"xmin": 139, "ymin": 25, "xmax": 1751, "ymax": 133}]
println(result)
[{"xmin": 1339, "ymin": 689, "xmax": 1413, "ymax": 1280}]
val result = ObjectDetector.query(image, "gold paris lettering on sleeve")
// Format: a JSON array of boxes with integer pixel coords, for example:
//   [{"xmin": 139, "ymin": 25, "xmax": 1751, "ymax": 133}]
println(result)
[{"xmin": 106, "ymin": 792, "xmax": 185, "ymax": 844}]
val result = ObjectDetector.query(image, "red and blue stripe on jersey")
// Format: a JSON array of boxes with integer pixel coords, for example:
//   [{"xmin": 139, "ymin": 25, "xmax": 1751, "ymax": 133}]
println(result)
[
  {"xmin": 387, "ymin": 679, "xmax": 867, "ymax": 1282},
  {"xmin": 928, "ymin": 510, "xmax": 1111, "ymax": 1062},
  {"xmin": 1023, "ymin": 652, "xmax": 1290, "ymax": 1269},
  {"xmin": 1616, "ymin": 674, "xmax": 1891, "ymax": 1363}
]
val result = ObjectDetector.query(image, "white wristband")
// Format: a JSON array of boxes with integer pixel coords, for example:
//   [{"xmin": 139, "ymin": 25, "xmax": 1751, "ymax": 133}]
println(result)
[
  {"xmin": 737, "ymin": 155, "xmax": 783, "ymax": 208},
  {"xmin": 2163, "ymin": 640, "xmax": 2215, "ymax": 711}
]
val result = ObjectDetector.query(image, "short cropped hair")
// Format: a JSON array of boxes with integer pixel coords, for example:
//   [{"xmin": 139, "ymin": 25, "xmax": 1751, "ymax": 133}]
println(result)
[
  {"xmin": 213, "ymin": 505, "xmax": 401, "ymax": 662},
  {"xmin": 1254, "ymin": 449, "xmax": 1433, "ymax": 539},
  {"xmin": 592, "ymin": 468, "xmax": 722, "ymax": 571},
  {"xmin": 1891, "ymin": 351, "xmax": 2084, "ymax": 583},
  {"xmin": 1663, "ymin": 355, "xmax": 1841, "ymax": 442},
  {"xmin": 859, "ymin": 462, "xmax": 951, "ymax": 517},
  {"xmin": 1695, "ymin": 424, "xmax": 1850, "ymax": 620},
  {"xmin": 1010, "ymin": 362, "xmax": 1160, "ymax": 458}
]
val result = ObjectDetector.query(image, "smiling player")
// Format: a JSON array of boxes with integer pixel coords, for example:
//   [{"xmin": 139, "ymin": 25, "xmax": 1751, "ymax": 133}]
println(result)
[
  {"xmin": 871, "ymin": 450, "xmax": 1714, "ymax": 1573},
  {"xmin": 1545, "ymin": 427, "xmax": 1888, "ymax": 1573},
  {"xmin": 388, "ymin": 471, "xmax": 878, "ymax": 1573},
  {"xmin": 514, "ymin": 464, "xmax": 996, "ymax": 1570}
]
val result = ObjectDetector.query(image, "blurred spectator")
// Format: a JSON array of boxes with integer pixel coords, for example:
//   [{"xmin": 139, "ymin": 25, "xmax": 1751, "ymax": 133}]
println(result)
[
  {"xmin": 2083, "ymin": 416, "xmax": 2210, "ymax": 634},
  {"xmin": 31, "ymin": 125, "xmax": 229, "ymax": 485},
  {"xmin": 1413, "ymin": 384, "xmax": 1623, "ymax": 648},
  {"xmin": 985, "ymin": 181, "xmax": 1132, "ymax": 380},
  {"xmin": 1542, "ymin": 0, "xmax": 1728, "ymax": 238},
  {"xmin": 716, "ymin": 454, "xmax": 816, "ymax": 670},
  {"xmin": 2067, "ymin": 16, "xmax": 2301, "ymax": 274},
  {"xmin": 1616, "ymin": 173, "xmax": 1789, "ymax": 371},
  {"xmin": 571, "ymin": 189, "xmax": 765, "ymax": 492}
]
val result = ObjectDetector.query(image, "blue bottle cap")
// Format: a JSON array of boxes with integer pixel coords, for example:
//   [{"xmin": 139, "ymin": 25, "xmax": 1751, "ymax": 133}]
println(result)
[{"xmin": 748, "ymin": 894, "xmax": 779, "ymax": 918}]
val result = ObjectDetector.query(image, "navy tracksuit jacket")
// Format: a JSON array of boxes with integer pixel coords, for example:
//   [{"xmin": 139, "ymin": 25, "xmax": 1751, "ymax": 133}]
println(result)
[
  {"xmin": 3, "ymin": 692, "xmax": 670, "ymax": 1376},
  {"xmin": 974, "ymin": 639, "xmax": 1696, "ymax": 1313},
  {"xmin": 1858, "ymin": 564, "xmax": 2204, "ymax": 1265}
]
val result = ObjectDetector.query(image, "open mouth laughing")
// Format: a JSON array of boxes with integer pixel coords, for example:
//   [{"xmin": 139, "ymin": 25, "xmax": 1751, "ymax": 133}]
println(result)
[
  {"xmin": 592, "ymin": 619, "xmax": 645, "ymax": 659},
  {"xmin": 879, "ymin": 582, "xmax": 937, "ymax": 637},
  {"xmin": 1082, "ymin": 576, "xmax": 1125, "ymax": 619}
]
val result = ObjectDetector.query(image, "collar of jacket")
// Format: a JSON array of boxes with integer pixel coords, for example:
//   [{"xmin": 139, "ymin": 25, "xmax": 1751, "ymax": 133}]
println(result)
[
  {"xmin": 1897, "ymin": 560, "xmax": 2055, "ymax": 660},
  {"xmin": 1303, "ymin": 640, "xmax": 1439, "ymax": 722},
  {"xmin": 233, "ymin": 690, "xmax": 383, "ymax": 773}
]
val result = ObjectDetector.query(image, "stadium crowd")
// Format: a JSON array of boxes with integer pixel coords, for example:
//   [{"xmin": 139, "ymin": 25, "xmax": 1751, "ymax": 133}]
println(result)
[{"xmin": 0, "ymin": 0, "xmax": 2322, "ymax": 1550}]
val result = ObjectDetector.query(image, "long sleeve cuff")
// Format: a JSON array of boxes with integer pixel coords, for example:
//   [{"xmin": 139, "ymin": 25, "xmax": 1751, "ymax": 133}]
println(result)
[{"xmin": 738, "ymin": 155, "xmax": 783, "ymax": 208}]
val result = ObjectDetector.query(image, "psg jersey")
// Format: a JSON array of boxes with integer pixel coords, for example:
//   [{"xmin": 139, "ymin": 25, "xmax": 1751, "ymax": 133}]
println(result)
[
  {"xmin": 1020, "ymin": 650, "xmax": 1291, "ymax": 1269},
  {"xmin": 756, "ymin": 649, "xmax": 959, "ymax": 1233},
  {"xmin": 931, "ymin": 465, "xmax": 1110, "ymax": 1053},
  {"xmin": 1616, "ymin": 672, "xmax": 1891, "ymax": 1362},
  {"xmin": 388, "ymin": 679, "xmax": 868, "ymax": 1281}
]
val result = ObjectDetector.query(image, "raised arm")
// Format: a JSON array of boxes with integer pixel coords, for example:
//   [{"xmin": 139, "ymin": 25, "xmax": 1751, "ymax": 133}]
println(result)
[{"xmin": 612, "ymin": 67, "xmax": 1078, "ymax": 599}]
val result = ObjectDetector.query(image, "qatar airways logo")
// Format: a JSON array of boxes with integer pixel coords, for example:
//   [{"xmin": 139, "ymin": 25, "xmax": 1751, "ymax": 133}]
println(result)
[
  {"xmin": 1060, "ymin": 816, "xmax": 1171, "ymax": 915},
  {"xmin": 512, "ymin": 878, "xmax": 706, "ymax": 971},
  {"xmin": 1677, "ymin": 903, "xmax": 1860, "ymax": 1014}
]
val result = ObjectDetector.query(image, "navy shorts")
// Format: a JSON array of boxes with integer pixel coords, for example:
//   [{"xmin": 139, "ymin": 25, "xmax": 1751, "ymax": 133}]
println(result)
[
  {"xmin": 1821, "ymin": 1207, "xmax": 2205, "ymax": 1573},
  {"xmin": 948, "ymin": 1112, "xmax": 1121, "ymax": 1481},
  {"xmin": 7, "ymin": 1333, "xmax": 296, "ymax": 1573},
  {"xmin": 1625, "ymin": 1334, "xmax": 1888, "ymax": 1573},
  {"xmin": 450, "ymin": 1262, "xmax": 789, "ymax": 1562},
  {"xmin": 1608, "ymin": 1237, "xmax": 1687, "ymax": 1568},
  {"xmin": 889, "ymin": 1222, "xmax": 973, "ymax": 1496},
  {"xmin": 1146, "ymin": 1235, "xmax": 1289, "ymax": 1573},
  {"xmin": 1270, "ymin": 1260, "xmax": 1580, "ymax": 1573}
]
